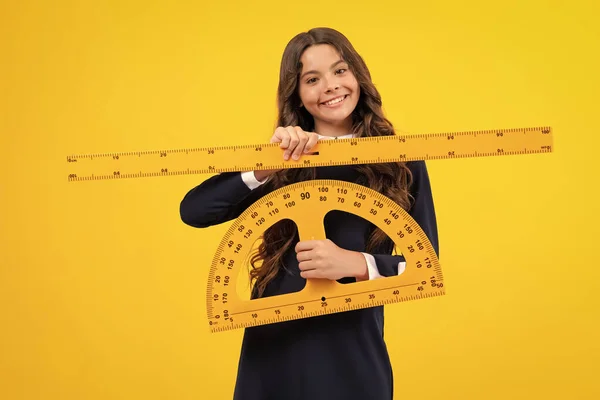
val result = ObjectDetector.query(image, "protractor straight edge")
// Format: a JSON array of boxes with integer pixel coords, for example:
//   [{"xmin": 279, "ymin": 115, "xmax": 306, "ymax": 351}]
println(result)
[
  {"xmin": 66, "ymin": 126, "xmax": 553, "ymax": 182},
  {"xmin": 207, "ymin": 179, "xmax": 443, "ymax": 333}
]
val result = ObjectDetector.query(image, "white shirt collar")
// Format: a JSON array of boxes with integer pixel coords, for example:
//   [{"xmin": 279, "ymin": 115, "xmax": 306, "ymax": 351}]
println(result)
[{"xmin": 316, "ymin": 132, "xmax": 356, "ymax": 140}]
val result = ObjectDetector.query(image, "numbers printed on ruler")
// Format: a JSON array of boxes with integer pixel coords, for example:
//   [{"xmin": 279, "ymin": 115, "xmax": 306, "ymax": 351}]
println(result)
[{"xmin": 65, "ymin": 126, "xmax": 553, "ymax": 182}]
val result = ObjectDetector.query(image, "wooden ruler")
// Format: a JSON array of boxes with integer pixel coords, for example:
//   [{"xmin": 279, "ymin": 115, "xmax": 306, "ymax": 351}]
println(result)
[{"xmin": 64, "ymin": 126, "xmax": 553, "ymax": 332}]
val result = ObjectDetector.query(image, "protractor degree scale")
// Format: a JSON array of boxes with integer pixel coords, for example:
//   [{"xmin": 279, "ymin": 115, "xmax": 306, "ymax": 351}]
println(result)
[
  {"xmin": 65, "ymin": 126, "xmax": 553, "ymax": 182},
  {"xmin": 207, "ymin": 179, "xmax": 442, "ymax": 333}
]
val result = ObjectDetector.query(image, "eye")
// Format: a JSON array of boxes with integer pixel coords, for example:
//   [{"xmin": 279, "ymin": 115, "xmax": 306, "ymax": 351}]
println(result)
[
  {"xmin": 306, "ymin": 77, "xmax": 318, "ymax": 84},
  {"xmin": 335, "ymin": 68, "xmax": 347, "ymax": 74}
]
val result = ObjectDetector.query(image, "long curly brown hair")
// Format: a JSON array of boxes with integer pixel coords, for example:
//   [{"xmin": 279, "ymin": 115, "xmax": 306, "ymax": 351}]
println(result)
[{"xmin": 248, "ymin": 27, "xmax": 414, "ymax": 298}]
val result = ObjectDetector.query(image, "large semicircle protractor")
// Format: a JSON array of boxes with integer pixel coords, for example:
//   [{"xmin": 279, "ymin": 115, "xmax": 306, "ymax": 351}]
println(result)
[{"xmin": 206, "ymin": 179, "xmax": 443, "ymax": 333}]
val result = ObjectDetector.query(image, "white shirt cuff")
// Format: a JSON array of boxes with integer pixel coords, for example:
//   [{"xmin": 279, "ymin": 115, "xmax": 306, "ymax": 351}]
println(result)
[
  {"xmin": 361, "ymin": 253, "xmax": 383, "ymax": 280},
  {"xmin": 241, "ymin": 171, "xmax": 267, "ymax": 190},
  {"xmin": 361, "ymin": 253, "xmax": 406, "ymax": 280}
]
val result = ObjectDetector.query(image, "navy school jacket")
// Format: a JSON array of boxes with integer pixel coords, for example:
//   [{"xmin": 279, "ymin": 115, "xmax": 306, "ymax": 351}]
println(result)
[{"xmin": 179, "ymin": 162, "xmax": 439, "ymax": 400}]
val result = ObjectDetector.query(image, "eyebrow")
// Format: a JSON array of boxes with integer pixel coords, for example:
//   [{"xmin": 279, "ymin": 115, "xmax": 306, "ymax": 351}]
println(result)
[{"xmin": 300, "ymin": 59, "xmax": 347, "ymax": 80}]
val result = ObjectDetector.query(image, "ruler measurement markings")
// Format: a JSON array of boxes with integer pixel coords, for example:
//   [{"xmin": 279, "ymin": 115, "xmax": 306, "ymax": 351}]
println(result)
[
  {"xmin": 230, "ymin": 280, "xmax": 431, "ymax": 316},
  {"xmin": 66, "ymin": 127, "xmax": 552, "ymax": 181}
]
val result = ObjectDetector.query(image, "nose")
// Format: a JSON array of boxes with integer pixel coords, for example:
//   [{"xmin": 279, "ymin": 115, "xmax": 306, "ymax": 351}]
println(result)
[
  {"xmin": 324, "ymin": 76, "xmax": 340, "ymax": 93},
  {"xmin": 325, "ymin": 83, "xmax": 340, "ymax": 93}
]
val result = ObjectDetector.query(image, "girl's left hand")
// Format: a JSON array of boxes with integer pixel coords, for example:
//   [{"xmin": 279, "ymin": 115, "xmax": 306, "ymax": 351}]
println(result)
[{"xmin": 295, "ymin": 239, "xmax": 368, "ymax": 280}]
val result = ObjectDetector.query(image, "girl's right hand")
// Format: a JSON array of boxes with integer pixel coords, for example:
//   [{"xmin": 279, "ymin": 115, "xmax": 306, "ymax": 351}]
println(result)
[
  {"xmin": 271, "ymin": 126, "xmax": 319, "ymax": 161},
  {"xmin": 254, "ymin": 126, "xmax": 318, "ymax": 181}
]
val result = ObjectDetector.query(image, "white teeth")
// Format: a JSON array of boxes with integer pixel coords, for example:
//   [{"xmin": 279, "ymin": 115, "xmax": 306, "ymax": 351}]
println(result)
[{"xmin": 324, "ymin": 96, "xmax": 345, "ymax": 106}]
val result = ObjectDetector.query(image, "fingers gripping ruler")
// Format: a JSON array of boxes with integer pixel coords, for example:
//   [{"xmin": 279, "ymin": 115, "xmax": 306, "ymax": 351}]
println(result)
[{"xmin": 66, "ymin": 126, "xmax": 553, "ymax": 332}]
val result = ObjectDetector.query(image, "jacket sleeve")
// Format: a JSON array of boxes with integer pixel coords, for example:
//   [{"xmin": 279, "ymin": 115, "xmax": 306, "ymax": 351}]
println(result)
[
  {"xmin": 367, "ymin": 160, "xmax": 440, "ymax": 276},
  {"xmin": 179, "ymin": 172, "xmax": 272, "ymax": 228}
]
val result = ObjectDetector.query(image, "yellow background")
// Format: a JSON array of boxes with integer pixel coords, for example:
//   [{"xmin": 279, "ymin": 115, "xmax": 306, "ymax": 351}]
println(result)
[{"xmin": 1, "ymin": 0, "xmax": 599, "ymax": 399}]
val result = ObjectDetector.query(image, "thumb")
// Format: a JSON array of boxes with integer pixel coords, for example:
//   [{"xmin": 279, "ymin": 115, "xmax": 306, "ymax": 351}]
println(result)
[{"xmin": 270, "ymin": 131, "xmax": 284, "ymax": 144}]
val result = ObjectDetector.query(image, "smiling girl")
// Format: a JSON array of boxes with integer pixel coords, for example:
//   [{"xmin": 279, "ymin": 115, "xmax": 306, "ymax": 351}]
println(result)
[{"xmin": 180, "ymin": 27, "xmax": 439, "ymax": 400}]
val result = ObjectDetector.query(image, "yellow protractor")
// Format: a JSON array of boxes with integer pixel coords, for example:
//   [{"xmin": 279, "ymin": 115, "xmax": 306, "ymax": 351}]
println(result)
[
  {"xmin": 207, "ymin": 179, "xmax": 441, "ymax": 333},
  {"xmin": 65, "ymin": 126, "xmax": 553, "ymax": 181}
]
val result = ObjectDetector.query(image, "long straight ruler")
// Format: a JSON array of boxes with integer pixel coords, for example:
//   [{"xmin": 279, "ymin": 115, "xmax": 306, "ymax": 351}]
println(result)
[{"xmin": 65, "ymin": 126, "xmax": 553, "ymax": 181}]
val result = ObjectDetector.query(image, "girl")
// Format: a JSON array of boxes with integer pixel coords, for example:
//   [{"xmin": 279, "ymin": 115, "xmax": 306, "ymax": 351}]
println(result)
[{"xmin": 180, "ymin": 27, "xmax": 439, "ymax": 400}]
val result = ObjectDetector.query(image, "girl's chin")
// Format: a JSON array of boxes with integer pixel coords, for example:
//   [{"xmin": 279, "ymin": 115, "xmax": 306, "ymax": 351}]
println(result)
[
  {"xmin": 318, "ymin": 109, "xmax": 352, "ymax": 120},
  {"xmin": 314, "ymin": 114, "xmax": 353, "ymax": 127}
]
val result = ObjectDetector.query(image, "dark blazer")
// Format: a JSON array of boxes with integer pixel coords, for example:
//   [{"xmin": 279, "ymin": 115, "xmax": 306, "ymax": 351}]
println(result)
[{"xmin": 179, "ymin": 162, "xmax": 439, "ymax": 400}]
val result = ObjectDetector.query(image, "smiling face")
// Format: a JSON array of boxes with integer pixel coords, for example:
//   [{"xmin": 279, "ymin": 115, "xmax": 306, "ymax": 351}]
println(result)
[{"xmin": 297, "ymin": 44, "xmax": 360, "ymax": 137}]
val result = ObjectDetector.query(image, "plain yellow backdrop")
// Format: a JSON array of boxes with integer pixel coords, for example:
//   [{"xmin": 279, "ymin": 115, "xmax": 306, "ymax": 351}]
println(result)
[{"xmin": 1, "ymin": 0, "xmax": 599, "ymax": 399}]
